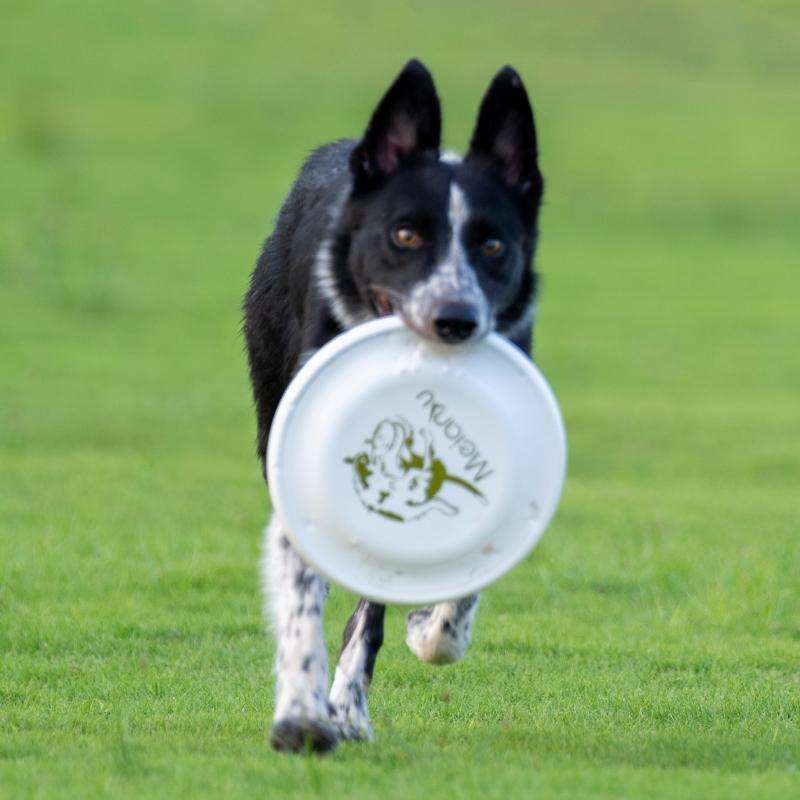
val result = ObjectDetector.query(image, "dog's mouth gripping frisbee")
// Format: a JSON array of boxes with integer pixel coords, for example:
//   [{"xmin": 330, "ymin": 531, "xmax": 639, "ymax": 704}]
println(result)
[{"xmin": 267, "ymin": 316, "xmax": 567, "ymax": 604}]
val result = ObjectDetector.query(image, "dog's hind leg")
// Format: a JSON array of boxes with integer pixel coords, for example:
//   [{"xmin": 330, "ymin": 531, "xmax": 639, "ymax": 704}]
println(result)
[
  {"xmin": 263, "ymin": 515, "xmax": 338, "ymax": 754},
  {"xmin": 406, "ymin": 595, "xmax": 479, "ymax": 664},
  {"xmin": 329, "ymin": 598, "xmax": 385, "ymax": 741}
]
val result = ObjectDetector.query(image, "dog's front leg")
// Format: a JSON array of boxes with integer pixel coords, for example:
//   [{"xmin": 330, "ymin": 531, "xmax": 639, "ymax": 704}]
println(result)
[
  {"xmin": 406, "ymin": 595, "xmax": 480, "ymax": 664},
  {"xmin": 263, "ymin": 515, "xmax": 338, "ymax": 753}
]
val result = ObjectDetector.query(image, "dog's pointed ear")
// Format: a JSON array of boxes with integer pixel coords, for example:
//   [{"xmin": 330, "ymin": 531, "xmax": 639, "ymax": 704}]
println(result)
[
  {"xmin": 466, "ymin": 67, "xmax": 543, "ymax": 204},
  {"xmin": 350, "ymin": 59, "xmax": 441, "ymax": 188}
]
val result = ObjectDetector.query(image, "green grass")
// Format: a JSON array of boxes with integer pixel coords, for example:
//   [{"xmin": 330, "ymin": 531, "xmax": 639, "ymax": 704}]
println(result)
[{"xmin": 2, "ymin": 0, "xmax": 799, "ymax": 797}]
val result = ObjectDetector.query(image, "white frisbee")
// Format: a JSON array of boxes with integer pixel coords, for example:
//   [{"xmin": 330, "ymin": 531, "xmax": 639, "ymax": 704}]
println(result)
[{"xmin": 267, "ymin": 316, "xmax": 566, "ymax": 605}]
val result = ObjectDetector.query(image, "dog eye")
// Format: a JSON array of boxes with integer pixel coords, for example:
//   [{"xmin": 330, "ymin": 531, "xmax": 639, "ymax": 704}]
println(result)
[
  {"xmin": 481, "ymin": 239, "xmax": 505, "ymax": 258},
  {"xmin": 391, "ymin": 226, "xmax": 424, "ymax": 250}
]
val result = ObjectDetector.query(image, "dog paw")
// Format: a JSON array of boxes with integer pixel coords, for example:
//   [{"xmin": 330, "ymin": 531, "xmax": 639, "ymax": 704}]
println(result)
[
  {"xmin": 330, "ymin": 706, "xmax": 373, "ymax": 743},
  {"xmin": 270, "ymin": 716, "xmax": 339, "ymax": 754},
  {"xmin": 329, "ymin": 692, "xmax": 373, "ymax": 742},
  {"xmin": 405, "ymin": 608, "xmax": 467, "ymax": 664},
  {"xmin": 333, "ymin": 718, "xmax": 373, "ymax": 743}
]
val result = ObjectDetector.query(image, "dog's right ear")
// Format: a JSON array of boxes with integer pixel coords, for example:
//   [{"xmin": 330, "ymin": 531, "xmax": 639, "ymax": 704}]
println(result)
[{"xmin": 350, "ymin": 59, "xmax": 441, "ymax": 189}]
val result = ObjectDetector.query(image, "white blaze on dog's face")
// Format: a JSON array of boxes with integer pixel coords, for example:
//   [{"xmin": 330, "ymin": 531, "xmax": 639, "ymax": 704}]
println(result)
[
  {"xmin": 325, "ymin": 60, "xmax": 544, "ymax": 345},
  {"xmin": 403, "ymin": 181, "xmax": 493, "ymax": 342}
]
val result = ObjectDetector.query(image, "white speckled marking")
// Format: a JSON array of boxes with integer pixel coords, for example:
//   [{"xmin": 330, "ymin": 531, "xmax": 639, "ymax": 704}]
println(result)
[
  {"xmin": 405, "ymin": 181, "xmax": 492, "ymax": 338},
  {"xmin": 329, "ymin": 604, "xmax": 376, "ymax": 741},
  {"xmin": 315, "ymin": 238, "xmax": 371, "ymax": 330},
  {"xmin": 263, "ymin": 516, "xmax": 336, "ymax": 736},
  {"xmin": 314, "ymin": 186, "xmax": 371, "ymax": 331},
  {"xmin": 406, "ymin": 595, "xmax": 480, "ymax": 664}
]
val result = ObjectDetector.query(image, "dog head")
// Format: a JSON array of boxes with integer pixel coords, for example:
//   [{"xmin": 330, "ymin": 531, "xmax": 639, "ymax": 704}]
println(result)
[{"xmin": 327, "ymin": 59, "xmax": 544, "ymax": 344}]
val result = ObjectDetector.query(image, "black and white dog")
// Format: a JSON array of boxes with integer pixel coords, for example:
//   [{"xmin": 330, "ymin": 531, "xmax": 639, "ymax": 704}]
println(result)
[{"xmin": 244, "ymin": 60, "xmax": 544, "ymax": 753}]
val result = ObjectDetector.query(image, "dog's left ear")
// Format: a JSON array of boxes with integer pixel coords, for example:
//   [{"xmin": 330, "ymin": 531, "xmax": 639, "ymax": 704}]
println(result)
[
  {"xmin": 466, "ymin": 67, "xmax": 543, "ymax": 206},
  {"xmin": 350, "ymin": 59, "xmax": 441, "ymax": 189}
]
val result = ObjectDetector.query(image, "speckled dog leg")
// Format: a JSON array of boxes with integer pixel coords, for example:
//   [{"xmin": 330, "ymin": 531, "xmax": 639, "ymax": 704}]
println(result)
[
  {"xmin": 263, "ymin": 516, "xmax": 338, "ymax": 753},
  {"xmin": 329, "ymin": 599, "xmax": 385, "ymax": 741},
  {"xmin": 406, "ymin": 595, "xmax": 480, "ymax": 664}
]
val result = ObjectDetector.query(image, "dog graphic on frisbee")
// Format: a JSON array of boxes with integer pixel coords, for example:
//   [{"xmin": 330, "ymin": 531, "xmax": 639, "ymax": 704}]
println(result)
[{"xmin": 344, "ymin": 417, "xmax": 488, "ymax": 522}]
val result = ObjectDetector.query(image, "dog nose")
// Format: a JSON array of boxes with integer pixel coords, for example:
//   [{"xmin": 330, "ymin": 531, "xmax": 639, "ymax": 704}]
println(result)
[{"xmin": 433, "ymin": 303, "xmax": 479, "ymax": 343}]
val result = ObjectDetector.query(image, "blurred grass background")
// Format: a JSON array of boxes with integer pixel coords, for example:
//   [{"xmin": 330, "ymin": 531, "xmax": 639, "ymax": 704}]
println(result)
[{"xmin": 1, "ymin": 1, "xmax": 799, "ymax": 798}]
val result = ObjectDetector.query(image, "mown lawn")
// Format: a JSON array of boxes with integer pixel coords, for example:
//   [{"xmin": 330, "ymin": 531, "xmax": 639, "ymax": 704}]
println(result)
[{"xmin": 1, "ymin": 1, "xmax": 799, "ymax": 797}]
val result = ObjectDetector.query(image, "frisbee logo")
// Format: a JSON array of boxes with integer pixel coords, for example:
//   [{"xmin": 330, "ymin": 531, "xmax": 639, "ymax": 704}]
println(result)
[
  {"xmin": 343, "ymin": 397, "xmax": 491, "ymax": 523},
  {"xmin": 415, "ymin": 390, "xmax": 493, "ymax": 482}
]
